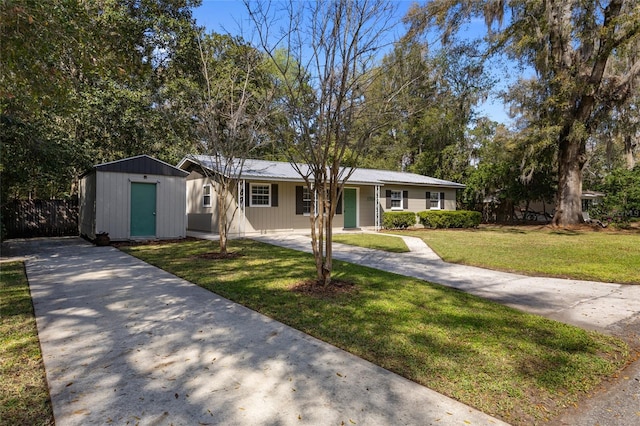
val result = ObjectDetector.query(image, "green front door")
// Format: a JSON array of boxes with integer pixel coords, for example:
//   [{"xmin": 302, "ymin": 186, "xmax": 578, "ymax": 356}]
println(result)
[
  {"xmin": 343, "ymin": 188, "xmax": 357, "ymax": 228},
  {"xmin": 130, "ymin": 182, "xmax": 156, "ymax": 237}
]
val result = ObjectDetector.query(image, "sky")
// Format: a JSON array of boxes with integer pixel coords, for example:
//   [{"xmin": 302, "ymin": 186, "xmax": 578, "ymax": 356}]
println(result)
[{"xmin": 191, "ymin": 0, "xmax": 513, "ymax": 124}]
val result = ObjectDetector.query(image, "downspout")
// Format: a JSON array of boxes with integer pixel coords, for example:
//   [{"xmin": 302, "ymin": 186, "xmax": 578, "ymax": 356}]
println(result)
[
  {"xmin": 375, "ymin": 185, "xmax": 380, "ymax": 231},
  {"xmin": 239, "ymin": 179, "xmax": 246, "ymax": 237}
]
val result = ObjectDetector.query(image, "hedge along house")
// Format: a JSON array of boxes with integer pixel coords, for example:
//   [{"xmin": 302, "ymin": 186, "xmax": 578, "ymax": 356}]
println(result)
[
  {"xmin": 178, "ymin": 155, "xmax": 465, "ymax": 236},
  {"xmin": 79, "ymin": 155, "xmax": 188, "ymax": 241}
]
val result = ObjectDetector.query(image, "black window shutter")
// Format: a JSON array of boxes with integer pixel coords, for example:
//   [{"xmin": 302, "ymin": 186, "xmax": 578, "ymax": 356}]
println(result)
[
  {"xmin": 336, "ymin": 190, "xmax": 343, "ymax": 215},
  {"xmin": 385, "ymin": 190, "xmax": 392, "ymax": 209},
  {"xmin": 440, "ymin": 192, "xmax": 445, "ymax": 209},
  {"xmin": 245, "ymin": 182, "xmax": 250, "ymax": 206},
  {"xmin": 271, "ymin": 184, "xmax": 278, "ymax": 207},
  {"xmin": 402, "ymin": 190, "xmax": 409, "ymax": 209},
  {"xmin": 295, "ymin": 186, "xmax": 304, "ymax": 215},
  {"xmin": 426, "ymin": 192, "xmax": 431, "ymax": 208}
]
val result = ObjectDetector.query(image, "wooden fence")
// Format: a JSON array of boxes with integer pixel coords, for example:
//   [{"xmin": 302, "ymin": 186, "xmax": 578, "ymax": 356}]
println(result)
[{"xmin": 2, "ymin": 199, "xmax": 79, "ymax": 239}]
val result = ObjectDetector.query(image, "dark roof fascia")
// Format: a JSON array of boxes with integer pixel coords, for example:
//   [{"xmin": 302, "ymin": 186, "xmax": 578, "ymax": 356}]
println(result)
[{"xmin": 94, "ymin": 155, "xmax": 189, "ymax": 177}]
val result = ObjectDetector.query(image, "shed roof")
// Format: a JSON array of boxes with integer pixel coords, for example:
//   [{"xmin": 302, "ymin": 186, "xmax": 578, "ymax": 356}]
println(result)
[
  {"xmin": 91, "ymin": 155, "xmax": 188, "ymax": 177},
  {"xmin": 178, "ymin": 155, "xmax": 465, "ymax": 188}
]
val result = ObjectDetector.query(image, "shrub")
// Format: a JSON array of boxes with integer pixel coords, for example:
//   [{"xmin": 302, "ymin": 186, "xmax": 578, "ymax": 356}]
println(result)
[
  {"xmin": 382, "ymin": 211, "xmax": 416, "ymax": 229},
  {"xmin": 417, "ymin": 210, "xmax": 481, "ymax": 229}
]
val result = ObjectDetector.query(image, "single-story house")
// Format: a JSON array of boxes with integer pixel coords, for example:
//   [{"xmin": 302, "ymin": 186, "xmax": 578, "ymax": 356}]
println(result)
[
  {"xmin": 177, "ymin": 155, "xmax": 465, "ymax": 235},
  {"xmin": 79, "ymin": 155, "xmax": 189, "ymax": 241}
]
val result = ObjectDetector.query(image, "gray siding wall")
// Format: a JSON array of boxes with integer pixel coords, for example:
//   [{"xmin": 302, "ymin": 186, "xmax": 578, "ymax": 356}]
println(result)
[
  {"xmin": 95, "ymin": 172, "xmax": 186, "ymax": 240},
  {"xmin": 381, "ymin": 185, "xmax": 458, "ymax": 213},
  {"xmin": 186, "ymin": 178, "xmax": 350, "ymax": 234},
  {"xmin": 79, "ymin": 172, "xmax": 97, "ymax": 239},
  {"xmin": 185, "ymin": 177, "xmax": 460, "ymax": 233}
]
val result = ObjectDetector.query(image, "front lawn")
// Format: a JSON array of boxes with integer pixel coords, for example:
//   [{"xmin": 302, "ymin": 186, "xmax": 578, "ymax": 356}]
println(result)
[
  {"xmin": 332, "ymin": 232, "xmax": 409, "ymax": 252},
  {"xmin": 121, "ymin": 239, "xmax": 629, "ymax": 425},
  {"xmin": 0, "ymin": 262, "xmax": 53, "ymax": 426},
  {"xmin": 390, "ymin": 226, "xmax": 640, "ymax": 284}
]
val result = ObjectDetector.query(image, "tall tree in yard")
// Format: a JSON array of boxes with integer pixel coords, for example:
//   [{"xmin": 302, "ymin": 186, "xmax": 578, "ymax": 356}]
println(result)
[
  {"xmin": 249, "ymin": 0, "xmax": 399, "ymax": 286},
  {"xmin": 190, "ymin": 33, "xmax": 275, "ymax": 254},
  {"xmin": 0, "ymin": 0, "xmax": 201, "ymax": 199},
  {"xmin": 406, "ymin": 0, "xmax": 640, "ymax": 226}
]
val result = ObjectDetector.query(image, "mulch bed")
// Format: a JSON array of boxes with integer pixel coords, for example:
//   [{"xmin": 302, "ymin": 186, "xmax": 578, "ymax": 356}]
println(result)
[
  {"xmin": 291, "ymin": 279, "xmax": 358, "ymax": 298},
  {"xmin": 111, "ymin": 237, "xmax": 199, "ymax": 247},
  {"xmin": 193, "ymin": 251, "xmax": 243, "ymax": 260}
]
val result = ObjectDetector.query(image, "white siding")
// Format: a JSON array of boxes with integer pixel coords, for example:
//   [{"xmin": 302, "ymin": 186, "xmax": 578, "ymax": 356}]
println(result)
[{"xmin": 95, "ymin": 172, "xmax": 186, "ymax": 240}]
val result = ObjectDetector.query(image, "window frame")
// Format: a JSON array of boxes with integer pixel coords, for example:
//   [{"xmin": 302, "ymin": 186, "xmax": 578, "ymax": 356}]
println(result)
[
  {"xmin": 302, "ymin": 186, "xmax": 312, "ymax": 215},
  {"xmin": 203, "ymin": 184, "xmax": 212, "ymax": 208},
  {"xmin": 390, "ymin": 190, "xmax": 403, "ymax": 210},
  {"xmin": 250, "ymin": 183, "xmax": 271, "ymax": 207},
  {"xmin": 429, "ymin": 192, "xmax": 441, "ymax": 210}
]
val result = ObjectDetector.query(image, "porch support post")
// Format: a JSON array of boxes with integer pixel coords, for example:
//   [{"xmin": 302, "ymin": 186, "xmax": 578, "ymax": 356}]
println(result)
[
  {"xmin": 239, "ymin": 179, "xmax": 246, "ymax": 237},
  {"xmin": 375, "ymin": 185, "xmax": 380, "ymax": 231}
]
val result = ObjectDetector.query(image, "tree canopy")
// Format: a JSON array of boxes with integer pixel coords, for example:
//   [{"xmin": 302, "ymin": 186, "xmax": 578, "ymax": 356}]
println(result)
[{"xmin": 405, "ymin": 0, "xmax": 640, "ymax": 225}]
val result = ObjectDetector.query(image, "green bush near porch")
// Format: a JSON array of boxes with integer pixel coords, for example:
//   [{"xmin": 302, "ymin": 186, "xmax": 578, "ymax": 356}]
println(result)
[
  {"xmin": 382, "ymin": 211, "xmax": 416, "ymax": 229},
  {"xmin": 417, "ymin": 210, "xmax": 481, "ymax": 228}
]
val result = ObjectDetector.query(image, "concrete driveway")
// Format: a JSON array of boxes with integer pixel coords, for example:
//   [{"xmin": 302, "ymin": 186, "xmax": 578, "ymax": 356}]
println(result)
[{"xmin": 10, "ymin": 237, "xmax": 507, "ymax": 426}]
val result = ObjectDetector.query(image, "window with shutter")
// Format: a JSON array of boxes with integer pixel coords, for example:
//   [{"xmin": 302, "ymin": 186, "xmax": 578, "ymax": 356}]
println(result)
[
  {"xmin": 250, "ymin": 183, "xmax": 271, "ymax": 207},
  {"xmin": 390, "ymin": 190, "xmax": 402, "ymax": 209},
  {"xmin": 429, "ymin": 192, "xmax": 440, "ymax": 209}
]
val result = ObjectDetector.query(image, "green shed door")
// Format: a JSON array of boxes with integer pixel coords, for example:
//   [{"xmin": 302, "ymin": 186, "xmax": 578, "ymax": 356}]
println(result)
[
  {"xmin": 343, "ymin": 188, "xmax": 357, "ymax": 228},
  {"xmin": 130, "ymin": 182, "xmax": 156, "ymax": 237}
]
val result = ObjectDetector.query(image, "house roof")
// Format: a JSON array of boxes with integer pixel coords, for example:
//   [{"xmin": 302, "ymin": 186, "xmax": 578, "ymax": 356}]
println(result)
[
  {"xmin": 178, "ymin": 155, "xmax": 465, "ymax": 188},
  {"xmin": 86, "ymin": 155, "xmax": 189, "ymax": 177}
]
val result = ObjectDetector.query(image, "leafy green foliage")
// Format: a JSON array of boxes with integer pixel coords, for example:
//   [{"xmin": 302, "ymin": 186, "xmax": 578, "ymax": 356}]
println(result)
[
  {"xmin": 405, "ymin": 0, "xmax": 640, "ymax": 225},
  {"xmin": 591, "ymin": 167, "xmax": 640, "ymax": 224},
  {"xmin": 382, "ymin": 211, "xmax": 417, "ymax": 229},
  {"xmin": 417, "ymin": 210, "xmax": 481, "ymax": 228},
  {"xmin": 361, "ymin": 39, "xmax": 491, "ymax": 182},
  {"xmin": 1, "ymin": 0, "xmax": 202, "ymax": 201}
]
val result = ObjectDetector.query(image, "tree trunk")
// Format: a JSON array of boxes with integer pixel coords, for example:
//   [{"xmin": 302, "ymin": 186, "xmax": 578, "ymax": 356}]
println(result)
[
  {"xmin": 552, "ymin": 134, "xmax": 586, "ymax": 226},
  {"xmin": 624, "ymin": 134, "xmax": 637, "ymax": 170},
  {"xmin": 322, "ymin": 205, "xmax": 334, "ymax": 286},
  {"xmin": 218, "ymin": 192, "xmax": 228, "ymax": 254}
]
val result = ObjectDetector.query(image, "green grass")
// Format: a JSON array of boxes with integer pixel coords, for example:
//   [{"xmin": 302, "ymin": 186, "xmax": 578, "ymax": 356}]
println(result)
[
  {"xmin": 121, "ymin": 239, "xmax": 629, "ymax": 425},
  {"xmin": 332, "ymin": 233, "xmax": 410, "ymax": 253},
  {"xmin": 0, "ymin": 262, "xmax": 53, "ymax": 426},
  {"xmin": 390, "ymin": 226, "xmax": 640, "ymax": 284}
]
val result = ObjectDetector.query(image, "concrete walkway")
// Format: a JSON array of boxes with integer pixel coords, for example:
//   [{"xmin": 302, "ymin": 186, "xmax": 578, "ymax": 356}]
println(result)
[
  {"xmin": 253, "ymin": 233, "xmax": 640, "ymax": 335},
  {"xmin": 9, "ymin": 237, "xmax": 507, "ymax": 426},
  {"xmin": 252, "ymin": 233, "xmax": 640, "ymax": 426}
]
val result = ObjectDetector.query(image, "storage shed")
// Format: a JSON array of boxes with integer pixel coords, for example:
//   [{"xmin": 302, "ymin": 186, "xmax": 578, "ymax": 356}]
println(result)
[{"xmin": 79, "ymin": 155, "xmax": 188, "ymax": 241}]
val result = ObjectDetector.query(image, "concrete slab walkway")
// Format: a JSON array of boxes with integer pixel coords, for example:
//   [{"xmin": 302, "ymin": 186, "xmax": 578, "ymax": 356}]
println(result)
[
  {"xmin": 253, "ymin": 233, "xmax": 640, "ymax": 335},
  {"xmin": 251, "ymin": 233, "xmax": 640, "ymax": 426},
  {"xmin": 12, "ymin": 237, "xmax": 508, "ymax": 426}
]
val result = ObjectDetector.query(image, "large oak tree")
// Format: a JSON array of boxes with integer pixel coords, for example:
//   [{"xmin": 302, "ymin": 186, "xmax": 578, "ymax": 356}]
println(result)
[{"xmin": 406, "ymin": 0, "xmax": 640, "ymax": 225}]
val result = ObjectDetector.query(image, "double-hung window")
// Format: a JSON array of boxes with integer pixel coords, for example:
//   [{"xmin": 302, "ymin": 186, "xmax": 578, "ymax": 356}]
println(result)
[
  {"xmin": 390, "ymin": 190, "xmax": 403, "ymax": 210},
  {"xmin": 429, "ymin": 192, "xmax": 440, "ymax": 209},
  {"xmin": 302, "ymin": 186, "xmax": 312, "ymax": 215},
  {"xmin": 203, "ymin": 184, "xmax": 212, "ymax": 207},
  {"xmin": 250, "ymin": 183, "xmax": 271, "ymax": 207}
]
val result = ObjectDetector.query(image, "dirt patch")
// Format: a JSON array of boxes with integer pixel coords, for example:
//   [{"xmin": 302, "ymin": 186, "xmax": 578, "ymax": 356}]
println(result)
[
  {"xmin": 193, "ymin": 251, "xmax": 243, "ymax": 260},
  {"xmin": 290, "ymin": 279, "xmax": 358, "ymax": 298},
  {"xmin": 111, "ymin": 237, "xmax": 198, "ymax": 247}
]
